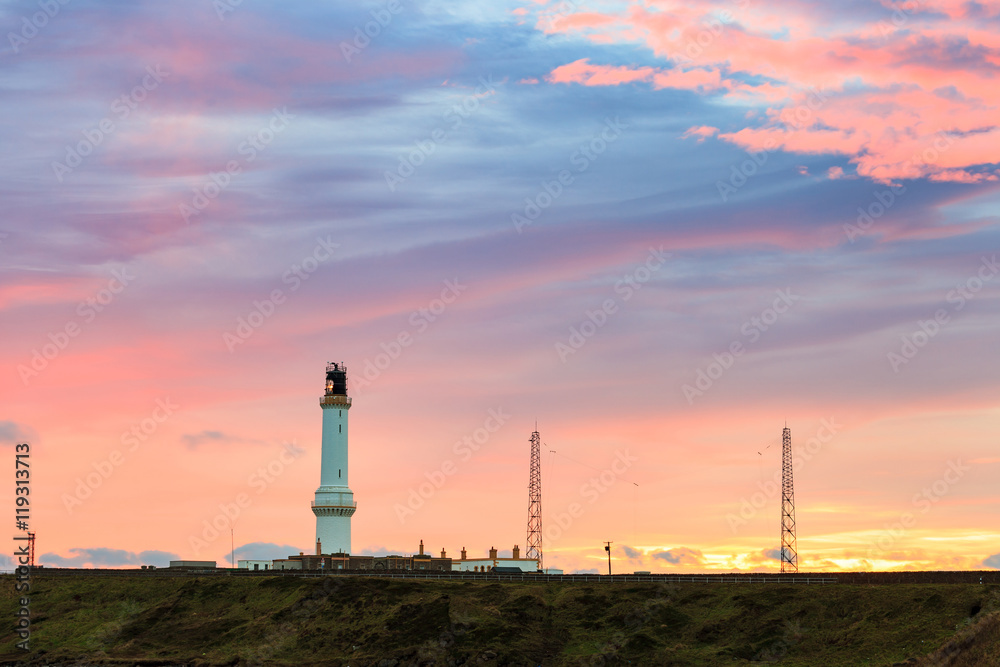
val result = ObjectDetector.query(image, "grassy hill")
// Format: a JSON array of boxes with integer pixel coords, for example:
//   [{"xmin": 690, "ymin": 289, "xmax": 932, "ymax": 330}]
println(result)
[{"xmin": 2, "ymin": 574, "xmax": 998, "ymax": 666}]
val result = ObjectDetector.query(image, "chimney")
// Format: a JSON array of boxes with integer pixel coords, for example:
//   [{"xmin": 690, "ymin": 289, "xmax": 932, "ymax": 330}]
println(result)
[
  {"xmin": 441, "ymin": 548, "xmax": 447, "ymax": 559},
  {"xmin": 419, "ymin": 539, "xmax": 424, "ymax": 556},
  {"xmin": 512, "ymin": 545, "xmax": 520, "ymax": 559},
  {"xmin": 316, "ymin": 539, "xmax": 322, "ymax": 556},
  {"xmin": 489, "ymin": 546, "xmax": 497, "ymax": 559},
  {"xmin": 461, "ymin": 547, "xmax": 467, "ymax": 560}
]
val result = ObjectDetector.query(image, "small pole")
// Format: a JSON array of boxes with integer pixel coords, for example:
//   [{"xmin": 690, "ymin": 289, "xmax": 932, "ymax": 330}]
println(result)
[
  {"xmin": 231, "ymin": 527, "xmax": 235, "ymax": 571},
  {"xmin": 604, "ymin": 541, "xmax": 612, "ymax": 576}
]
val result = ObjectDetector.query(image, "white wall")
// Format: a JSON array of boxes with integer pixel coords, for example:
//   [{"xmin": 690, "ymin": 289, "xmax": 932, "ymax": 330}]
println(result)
[{"xmin": 452, "ymin": 559, "xmax": 538, "ymax": 572}]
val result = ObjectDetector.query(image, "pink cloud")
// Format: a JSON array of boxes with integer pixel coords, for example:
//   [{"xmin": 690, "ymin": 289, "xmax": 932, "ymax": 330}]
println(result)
[
  {"xmin": 682, "ymin": 125, "xmax": 719, "ymax": 141},
  {"xmin": 928, "ymin": 169, "xmax": 1000, "ymax": 183},
  {"xmin": 651, "ymin": 67, "xmax": 725, "ymax": 92},
  {"xmin": 548, "ymin": 11, "xmax": 617, "ymax": 31},
  {"xmin": 528, "ymin": 1, "xmax": 1000, "ymax": 182},
  {"xmin": 547, "ymin": 58, "xmax": 656, "ymax": 86},
  {"xmin": 547, "ymin": 58, "xmax": 727, "ymax": 93}
]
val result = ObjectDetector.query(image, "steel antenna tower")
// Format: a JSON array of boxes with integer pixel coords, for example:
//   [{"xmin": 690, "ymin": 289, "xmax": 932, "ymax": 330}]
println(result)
[
  {"xmin": 780, "ymin": 425, "xmax": 798, "ymax": 573},
  {"xmin": 526, "ymin": 427, "xmax": 543, "ymax": 571}
]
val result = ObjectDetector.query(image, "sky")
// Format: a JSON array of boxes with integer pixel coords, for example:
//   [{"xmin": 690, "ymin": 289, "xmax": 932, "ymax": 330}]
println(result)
[{"xmin": 1, "ymin": 0, "xmax": 999, "ymax": 575}]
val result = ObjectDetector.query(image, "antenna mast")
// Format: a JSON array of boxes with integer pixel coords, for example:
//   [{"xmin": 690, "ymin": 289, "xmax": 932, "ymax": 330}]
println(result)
[
  {"xmin": 526, "ymin": 428, "xmax": 543, "ymax": 571},
  {"xmin": 780, "ymin": 425, "xmax": 798, "ymax": 573}
]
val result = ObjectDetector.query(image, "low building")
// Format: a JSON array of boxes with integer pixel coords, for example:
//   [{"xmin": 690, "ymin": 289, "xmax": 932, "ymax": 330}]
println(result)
[
  {"xmin": 451, "ymin": 545, "xmax": 539, "ymax": 573},
  {"xmin": 272, "ymin": 556, "xmax": 303, "ymax": 570},
  {"xmin": 238, "ymin": 560, "xmax": 274, "ymax": 571},
  {"xmin": 272, "ymin": 542, "xmax": 538, "ymax": 573},
  {"xmin": 274, "ymin": 541, "xmax": 453, "ymax": 572},
  {"xmin": 168, "ymin": 560, "xmax": 216, "ymax": 569},
  {"xmin": 403, "ymin": 540, "xmax": 452, "ymax": 571}
]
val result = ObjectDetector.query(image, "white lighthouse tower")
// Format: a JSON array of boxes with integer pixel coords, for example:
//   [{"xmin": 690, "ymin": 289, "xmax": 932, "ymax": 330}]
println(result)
[{"xmin": 312, "ymin": 362, "xmax": 356, "ymax": 555}]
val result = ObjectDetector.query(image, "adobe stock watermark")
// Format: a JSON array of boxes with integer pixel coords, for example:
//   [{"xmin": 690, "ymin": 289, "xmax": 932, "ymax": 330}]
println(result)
[
  {"xmin": 61, "ymin": 398, "xmax": 180, "ymax": 514},
  {"xmin": 189, "ymin": 442, "xmax": 305, "ymax": 554},
  {"xmin": 51, "ymin": 66, "xmax": 169, "ymax": 182},
  {"xmin": 866, "ymin": 459, "xmax": 970, "ymax": 560},
  {"xmin": 179, "ymin": 107, "xmax": 294, "ymax": 223},
  {"xmin": 244, "ymin": 577, "xmax": 347, "ymax": 666},
  {"xmin": 683, "ymin": 288, "xmax": 801, "ymax": 404},
  {"xmin": 668, "ymin": 0, "xmax": 751, "ymax": 66},
  {"xmin": 845, "ymin": 131, "xmax": 955, "ymax": 242},
  {"xmin": 385, "ymin": 75, "xmax": 499, "ymax": 191},
  {"xmin": 393, "ymin": 407, "xmax": 511, "ymax": 523},
  {"xmin": 511, "ymin": 116, "xmax": 628, "ymax": 233},
  {"xmin": 716, "ymin": 87, "xmax": 829, "ymax": 202},
  {"xmin": 339, "ymin": 0, "xmax": 404, "ymax": 63},
  {"xmin": 887, "ymin": 255, "xmax": 998, "ymax": 372},
  {"xmin": 546, "ymin": 449, "xmax": 638, "ymax": 546},
  {"xmin": 876, "ymin": 0, "xmax": 924, "ymax": 38},
  {"xmin": 540, "ymin": 0, "xmax": 584, "ymax": 32},
  {"xmin": 17, "ymin": 267, "xmax": 136, "ymax": 385},
  {"xmin": 754, "ymin": 620, "xmax": 803, "ymax": 662},
  {"xmin": 212, "ymin": 0, "xmax": 243, "ymax": 20},
  {"xmin": 844, "ymin": 183, "xmax": 906, "ymax": 242},
  {"xmin": 727, "ymin": 418, "xmax": 841, "ymax": 532},
  {"xmin": 222, "ymin": 234, "xmax": 340, "ymax": 354},
  {"xmin": 584, "ymin": 582, "xmax": 680, "ymax": 665},
  {"xmin": 81, "ymin": 600, "xmax": 142, "ymax": 652},
  {"xmin": 353, "ymin": 279, "xmax": 467, "ymax": 391},
  {"xmin": 716, "ymin": 137, "xmax": 778, "ymax": 202},
  {"xmin": 223, "ymin": 236, "xmax": 339, "ymax": 352},
  {"xmin": 556, "ymin": 247, "xmax": 670, "ymax": 362},
  {"xmin": 6, "ymin": 0, "xmax": 72, "ymax": 55}
]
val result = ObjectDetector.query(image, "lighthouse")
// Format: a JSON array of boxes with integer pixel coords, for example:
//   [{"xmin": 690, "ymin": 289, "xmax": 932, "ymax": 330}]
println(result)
[{"xmin": 312, "ymin": 362, "xmax": 356, "ymax": 555}]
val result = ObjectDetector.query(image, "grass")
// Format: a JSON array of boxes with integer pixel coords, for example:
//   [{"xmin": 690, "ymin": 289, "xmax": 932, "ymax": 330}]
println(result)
[{"xmin": 1, "ymin": 575, "xmax": 998, "ymax": 665}]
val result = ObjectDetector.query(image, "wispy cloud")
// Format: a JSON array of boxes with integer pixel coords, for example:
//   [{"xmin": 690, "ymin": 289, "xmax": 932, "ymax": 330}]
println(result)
[
  {"xmin": 233, "ymin": 542, "xmax": 303, "ymax": 561},
  {"xmin": 653, "ymin": 547, "xmax": 705, "ymax": 566},
  {"xmin": 181, "ymin": 430, "xmax": 268, "ymax": 450},
  {"xmin": 0, "ymin": 420, "xmax": 33, "ymax": 446},
  {"xmin": 40, "ymin": 548, "xmax": 178, "ymax": 568}
]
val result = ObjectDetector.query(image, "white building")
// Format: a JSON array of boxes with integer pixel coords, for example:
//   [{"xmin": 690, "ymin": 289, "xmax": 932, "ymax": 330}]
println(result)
[
  {"xmin": 272, "ymin": 558, "xmax": 303, "ymax": 570},
  {"xmin": 237, "ymin": 560, "xmax": 273, "ymax": 571},
  {"xmin": 451, "ymin": 546, "xmax": 539, "ymax": 573},
  {"xmin": 312, "ymin": 362, "xmax": 357, "ymax": 555}
]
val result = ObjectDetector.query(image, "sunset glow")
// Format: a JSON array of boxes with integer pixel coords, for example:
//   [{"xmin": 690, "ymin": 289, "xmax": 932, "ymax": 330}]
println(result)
[{"xmin": 2, "ymin": 0, "xmax": 998, "ymax": 576}]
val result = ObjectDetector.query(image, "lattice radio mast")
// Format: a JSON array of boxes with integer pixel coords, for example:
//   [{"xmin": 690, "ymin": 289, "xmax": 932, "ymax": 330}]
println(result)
[
  {"xmin": 780, "ymin": 425, "xmax": 798, "ymax": 573},
  {"xmin": 526, "ymin": 427, "xmax": 543, "ymax": 571}
]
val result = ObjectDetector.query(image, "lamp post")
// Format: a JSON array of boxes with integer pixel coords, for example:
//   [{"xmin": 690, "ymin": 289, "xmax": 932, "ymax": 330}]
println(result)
[{"xmin": 604, "ymin": 541, "xmax": 612, "ymax": 576}]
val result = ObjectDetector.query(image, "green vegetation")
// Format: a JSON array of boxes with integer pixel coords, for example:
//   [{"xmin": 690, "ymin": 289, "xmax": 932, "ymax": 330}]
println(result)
[{"xmin": 2, "ymin": 575, "xmax": 998, "ymax": 665}]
